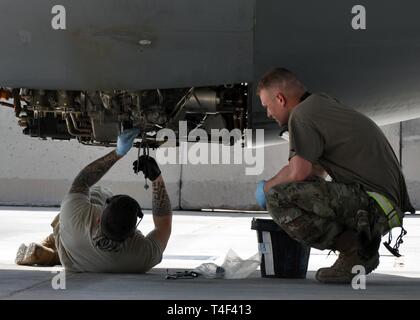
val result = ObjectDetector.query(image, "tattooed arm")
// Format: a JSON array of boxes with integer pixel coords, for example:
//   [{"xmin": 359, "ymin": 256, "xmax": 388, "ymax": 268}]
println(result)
[
  {"xmin": 69, "ymin": 150, "xmax": 121, "ymax": 195},
  {"xmin": 146, "ymin": 175, "xmax": 173, "ymax": 251},
  {"xmin": 69, "ymin": 128, "xmax": 139, "ymax": 195}
]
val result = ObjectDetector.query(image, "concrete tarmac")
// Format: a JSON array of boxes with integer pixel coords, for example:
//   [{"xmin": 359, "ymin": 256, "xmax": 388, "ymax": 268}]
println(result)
[{"xmin": 0, "ymin": 207, "xmax": 419, "ymax": 300}]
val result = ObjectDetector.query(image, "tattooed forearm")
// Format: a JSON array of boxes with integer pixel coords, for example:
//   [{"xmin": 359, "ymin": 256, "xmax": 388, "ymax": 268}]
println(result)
[
  {"xmin": 152, "ymin": 176, "xmax": 172, "ymax": 217},
  {"xmin": 69, "ymin": 150, "xmax": 121, "ymax": 195}
]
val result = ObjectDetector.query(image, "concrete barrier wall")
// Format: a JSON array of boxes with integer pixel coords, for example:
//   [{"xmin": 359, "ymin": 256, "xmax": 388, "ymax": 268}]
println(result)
[
  {"xmin": 402, "ymin": 119, "xmax": 420, "ymax": 208},
  {"xmin": 0, "ymin": 108, "xmax": 181, "ymax": 208},
  {"xmin": 0, "ymin": 107, "xmax": 417, "ymax": 210},
  {"xmin": 179, "ymin": 142, "xmax": 288, "ymax": 210},
  {"xmin": 179, "ymin": 122, "xmax": 402, "ymax": 210}
]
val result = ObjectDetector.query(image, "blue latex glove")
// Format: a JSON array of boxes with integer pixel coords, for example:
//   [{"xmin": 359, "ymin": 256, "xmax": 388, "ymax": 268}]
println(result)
[
  {"xmin": 116, "ymin": 128, "xmax": 140, "ymax": 156},
  {"xmin": 255, "ymin": 180, "xmax": 267, "ymax": 210}
]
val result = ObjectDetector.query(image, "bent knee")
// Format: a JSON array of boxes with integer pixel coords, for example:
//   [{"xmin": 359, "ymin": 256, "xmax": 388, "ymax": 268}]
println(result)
[{"xmin": 272, "ymin": 213, "xmax": 341, "ymax": 250}]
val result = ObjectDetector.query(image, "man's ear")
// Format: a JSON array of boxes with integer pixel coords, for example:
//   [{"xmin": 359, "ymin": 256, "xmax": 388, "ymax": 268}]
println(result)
[{"xmin": 276, "ymin": 92, "xmax": 287, "ymax": 107}]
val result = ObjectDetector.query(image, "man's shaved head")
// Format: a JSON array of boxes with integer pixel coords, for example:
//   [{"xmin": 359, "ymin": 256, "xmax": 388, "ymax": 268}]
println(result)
[{"xmin": 257, "ymin": 68, "xmax": 306, "ymax": 99}]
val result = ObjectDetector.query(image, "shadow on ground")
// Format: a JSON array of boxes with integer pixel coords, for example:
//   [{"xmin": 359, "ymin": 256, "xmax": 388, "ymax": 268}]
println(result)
[{"xmin": 1, "ymin": 268, "xmax": 420, "ymax": 300}]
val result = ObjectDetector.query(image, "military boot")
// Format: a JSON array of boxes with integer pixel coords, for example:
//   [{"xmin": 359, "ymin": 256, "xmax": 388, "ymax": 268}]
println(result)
[
  {"xmin": 15, "ymin": 243, "xmax": 28, "ymax": 265},
  {"xmin": 15, "ymin": 242, "xmax": 60, "ymax": 266},
  {"xmin": 41, "ymin": 233, "xmax": 57, "ymax": 251},
  {"xmin": 315, "ymin": 230, "xmax": 380, "ymax": 284},
  {"xmin": 315, "ymin": 249, "xmax": 379, "ymax": 283}
]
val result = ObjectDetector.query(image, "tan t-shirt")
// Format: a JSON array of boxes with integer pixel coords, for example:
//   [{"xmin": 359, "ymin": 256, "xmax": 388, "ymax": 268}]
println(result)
[
  {"xmin": 288, "ymin": 93, "xmax": 414, "ymax": 214},
  {"xmin": 55, "ymin": 186, "xmax": 163, "ymax": 273}
]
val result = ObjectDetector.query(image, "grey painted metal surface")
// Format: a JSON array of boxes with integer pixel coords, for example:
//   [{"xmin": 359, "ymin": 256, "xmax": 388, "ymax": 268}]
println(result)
[
  {"xmin": 0, "ymin": 0, "xmax": 254, "ymax": 90},
  {"xmin": 1, "ymin": 0, "xmax": 420, "ymax": 125},
  {"xmin": 251, "ymin": 0, "xmax": 420, "ymax": 127}
]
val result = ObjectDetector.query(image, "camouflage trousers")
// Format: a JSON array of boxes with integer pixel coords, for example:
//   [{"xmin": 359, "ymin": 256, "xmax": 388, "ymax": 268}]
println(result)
[{"xmin": 266, "ymin": 178, "xmax": 395, "ymax": 250}]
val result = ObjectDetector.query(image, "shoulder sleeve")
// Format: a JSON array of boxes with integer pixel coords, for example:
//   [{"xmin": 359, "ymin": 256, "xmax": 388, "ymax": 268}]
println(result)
[
  {"xmin": 288, "ymin": 114, "xmax": 324, "ymax": 163},
  {"xmin": 89, "ymin": 185, "xmax": 113, "ymax": 207},
  {"xmin": 125, "ymin": 233, "xmax": 163, "ymax": 272}
]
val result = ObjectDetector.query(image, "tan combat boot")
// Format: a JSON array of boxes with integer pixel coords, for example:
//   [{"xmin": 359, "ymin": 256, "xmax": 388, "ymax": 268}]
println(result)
[
  {"xmin": 315, "ymin": 230, "xmax": 380, "ymax": 284},
  {"xmin": 41, "ymin": 233, "xmax": 57, "ymax": 251},
  {"xmin": 15, "ymin": 242, "xmax": 60, "ymax": 266},
  {"xmin": 315, "ymin": 249, "xmax": 379, "ymax": 283}
]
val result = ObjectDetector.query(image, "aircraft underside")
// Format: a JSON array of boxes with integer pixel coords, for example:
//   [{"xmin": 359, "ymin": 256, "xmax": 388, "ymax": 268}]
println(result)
[{"xmin": 2, "ymin": 0, "xmax": 420, "ymax": 147}]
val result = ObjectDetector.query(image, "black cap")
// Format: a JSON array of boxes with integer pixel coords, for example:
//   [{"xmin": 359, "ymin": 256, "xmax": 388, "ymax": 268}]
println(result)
[{"xmin": 100, "ymin": 195, "xmax": 143, "ymax": 242}]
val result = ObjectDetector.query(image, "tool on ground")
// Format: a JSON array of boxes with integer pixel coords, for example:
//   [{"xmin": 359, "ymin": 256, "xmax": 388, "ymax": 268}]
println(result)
[{"xmin": 165, "ymin": 270, "xmax": 200, "ymax": 280}]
